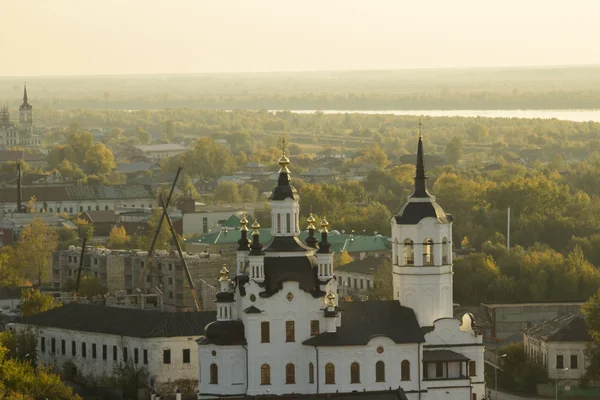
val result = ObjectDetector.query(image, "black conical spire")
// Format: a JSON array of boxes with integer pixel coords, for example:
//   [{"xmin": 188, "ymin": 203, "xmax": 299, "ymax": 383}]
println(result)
[
  {"xmin": 411, "ymin": 118, "xmax": 431, "ymax": 198},
  {"xmin": 269, "ymin": 137, "xmax": 298, "ymax": 201},
  {"xmin": 23, "ymin": 84, "xmax": 28, "ymax": 105}
]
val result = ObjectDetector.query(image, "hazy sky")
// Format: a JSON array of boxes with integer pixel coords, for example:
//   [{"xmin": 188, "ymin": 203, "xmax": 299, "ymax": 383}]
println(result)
[{"xmin": 2, "ymin": 0, "xmax": 599, "ymax": 76}]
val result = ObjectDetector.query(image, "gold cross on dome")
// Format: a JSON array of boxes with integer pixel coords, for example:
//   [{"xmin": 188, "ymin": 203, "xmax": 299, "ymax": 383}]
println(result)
[{"xmin": 280, "ymin": 137, "xmax": 287, "ymax": 154}]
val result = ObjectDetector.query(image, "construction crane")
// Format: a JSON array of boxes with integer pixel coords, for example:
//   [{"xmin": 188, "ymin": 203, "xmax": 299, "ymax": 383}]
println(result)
[
  {"xmin": 72, "ymin": 235, "xmax": 87, "ymax": 303},
  {"xmin": 159, "ymin": 195, "xmax": 201, "ymax": 311},
  {"xmin": 135, "ymin": 166, "xmax": 182, "ymax": 293}
]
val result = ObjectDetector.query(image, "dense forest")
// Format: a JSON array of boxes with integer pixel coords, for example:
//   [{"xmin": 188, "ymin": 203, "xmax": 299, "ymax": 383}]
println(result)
[{"xmin": 2, "ymin": 66, "xmax": 600, "ymax": 111}]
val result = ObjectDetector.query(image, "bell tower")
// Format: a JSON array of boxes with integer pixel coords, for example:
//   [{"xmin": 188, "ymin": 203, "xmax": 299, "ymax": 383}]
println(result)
[
  {"xmin": 391, "ymin": 121, "xmax": 454, "ymax": 327},
  {"xmin": 19, "ymin": 84, "xmax": 33, "ymax": 136}
]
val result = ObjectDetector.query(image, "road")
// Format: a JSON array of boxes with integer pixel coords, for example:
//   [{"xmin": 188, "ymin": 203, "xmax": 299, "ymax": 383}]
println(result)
[{"xmin": 487, "ymin": 389, "xmax": 550, "ymax": 400}]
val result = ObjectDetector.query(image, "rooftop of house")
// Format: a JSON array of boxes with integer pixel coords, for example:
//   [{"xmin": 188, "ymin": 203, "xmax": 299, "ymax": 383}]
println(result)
[
  {"xmin": 0, "ymin": 286, "xmax": 24, "ymax": 300},
  {"xmin": 481, "ymin": 300, "xmax": 586, "ymax": 308},
  {"xmin": 335, "ymin": 256, "xmax": 388, "ymax": 275},
  {"xmin": 0, "ymin": 150, "xmax": 46, "ymax": 163},
  {"xmin": 0, "ymin": 213, "xmax": 77, "ymax": 230},
  {"xmin": 303, "ymin": 300, "xmax": 424, "ymax": 346},
  {"xmin": 115, "ymin": 162, "xmax": 160, "ymax": 174},
  {"xmin": 0, "ymin": 184, "xmax": 155, "ymax": 203},
  {"xmin": 132, "ymin": 144, "xmax": 187, "ymax": 153},
  {"xmin": 80, "ymin": 210, "xmax": 117, "ymax": 224},
  {"xmin": 524, "ymin": 313, "xmax": 592, "ymax": 343},
  {"xmin": 19, "ymin": 302, "xmax": 216, "ymax": 338}
]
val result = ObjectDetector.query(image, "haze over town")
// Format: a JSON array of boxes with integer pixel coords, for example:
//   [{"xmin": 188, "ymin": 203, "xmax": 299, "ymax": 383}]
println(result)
[{"xmin": 2, "ymin": 0, "xmax": 600, "ymax": 76}]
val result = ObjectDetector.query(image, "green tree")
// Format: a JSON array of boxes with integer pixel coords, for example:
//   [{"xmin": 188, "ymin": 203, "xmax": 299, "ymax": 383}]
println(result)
[
  {"xmin": 165, "ymin": 120, "xmax": 175, "ymax": 141},
  {"xmin": 582, "ymin": 289, "xmax": 600, "ymax": 385},
  {"xmin": 240, "ymin": 184, "xmax": 259, "ymax": 203},
  {"xmin": 84, "ymin": 143, "xmax": 116, "ymax": 175},
  {"xmin": 496, "ymin": 342, "xmax": 547, "ymax": 394},
  {"xmin": 467, "ymin": 123, "xmax": 489, "ymax": 142},
  {"xmin": 0, "ymin": 160, "xmax": 30, "ymax": 174},
  {"xmin": 0, "ymin": 254, "xmax": 19, "ymax": 287},
  {"xmin": 368, "ymin": 258, "xmax": 393, "ymax": 300},
  {"xmin": 445, "ymin": 136, "xmax": 463, "ymax": 165},
  {"xmin": 64, "ymin": 276, "xmax": 107, "ymax": 300},
  {"xmin": 13, "ymin": 219, "xmax": 58, "ymax": 286},
  {"xmin": 20, "ymin": 288, "xmax": 60, "ymax": 317},
  {"xmin": 0, "ymin": 340, "xmax": 81, "ymax": 399},
  {"xmin": 112, "ymin": 359, "xmax": 148, "ymax": 400},
  {"xmin": 136, "ymin": 127, "xmax": 152, "ymax": 144},
  {"xmin": 0, "ymin": 327, "xmax": 38, "ymax": 364},
  {"xmin": 214, "ymin": 182, "xmax": 241, "ymax": 203}
]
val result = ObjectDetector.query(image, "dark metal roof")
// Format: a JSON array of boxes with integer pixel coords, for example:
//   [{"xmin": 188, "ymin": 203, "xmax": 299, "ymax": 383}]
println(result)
[
  {"xmin": 525, "ymin": 313, "xmax": 592, "ymax": 342},
  {"xmin": 423, "ymin": 350, "xmax": 470, "ymax": 362},
  {"xmin": 394, "ymin": 200, "xmax": 451, "ymax": 225},
  {"xmin": 303, "ymin": 301, "xmax": 424, "ymax": 346},
  {"xmin": 0, "ymin": 286, "xmax": 23, "ymax": 300},
  {"xmin": 0, "ymin": 184, "xmax": 154, "ymax": 203},
  {"xmin": 199, "ymin": 320, "xmax": 246, "ymax": 346},
  {"xmin": 20, "ymin": 303, "xmax": 216, "ymax": 338},
  {"xmin": 244, "ymin": 305, "xmax": 263, "ymax": 314},
  {"xmin": 81, "ymin": 210, "xmax": 116, "ymax": 223},
  {"xmin": 260, "ymin": 254, "xmax": 325, "ymax": 298},
  {"xmin": 259, "ymin": 256, "xmax": 324, "ymax": 298},
  {"xmin": 264, "ymin": 235, "xmax": 312, "ymax": 253}
]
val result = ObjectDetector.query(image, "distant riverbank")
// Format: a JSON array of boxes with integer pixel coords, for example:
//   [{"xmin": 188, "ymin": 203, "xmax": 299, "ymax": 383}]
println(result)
[{"xmin": 273, "ymin": 109, "xmax": 600, "ymax": 123}]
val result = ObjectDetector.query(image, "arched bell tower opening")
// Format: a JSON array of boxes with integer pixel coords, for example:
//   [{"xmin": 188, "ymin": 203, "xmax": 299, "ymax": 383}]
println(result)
[{"xmin": 391, "ymin": 121, "xmax": 454, "ymax": 327}]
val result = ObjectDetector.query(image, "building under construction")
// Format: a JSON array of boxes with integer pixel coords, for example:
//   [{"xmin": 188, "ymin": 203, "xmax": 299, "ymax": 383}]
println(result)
[{"xmin": 51, "ymin": 246, "xmax": 232, "ymax": 311}]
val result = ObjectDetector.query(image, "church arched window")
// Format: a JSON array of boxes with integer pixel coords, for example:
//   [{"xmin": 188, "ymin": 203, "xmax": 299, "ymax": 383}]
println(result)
[
  {"xmin": 423, "ymin": 238, "xmax": 434, "ymax": 265},
  {"xmin": 210, "ymin": 363, "xmax": 218, "ymax": 384},
  {"xmin": 403, "ymin": 239, "xmax": 414, "ymax": 265},
  {"xmin": 325, "ymin": 363, "xmax": 335, "ymax": 384},
  {"xmin": 285, "ymin": 363, "xmax": 295, "ymax": 384},
  {"xmin": 261, "ymin": 364, "xmax": 271, "ymax": 385},
  {"xmin": 309, "ymin": 362, "xmax": 314, "ymax": 384},
  {"xmin": 375, "ymin": 361, "xmax": 385, "ymax": 382},
  {"xmin": 277, "ymin": 214, "xmax": 281, "ymax": 233},
  {"xmin": 401, "ymin": 360, "xmax": 410, "ymax": 381},
  {"xmin": 350, "ymin": 362, "xmax": 360, "ymax": 383}
]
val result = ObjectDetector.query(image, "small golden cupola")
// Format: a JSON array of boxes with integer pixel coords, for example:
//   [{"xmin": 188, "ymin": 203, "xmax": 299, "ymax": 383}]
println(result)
[{"xmin": 305, "ymin": 213, "xmax": 318, "ymax": 249}]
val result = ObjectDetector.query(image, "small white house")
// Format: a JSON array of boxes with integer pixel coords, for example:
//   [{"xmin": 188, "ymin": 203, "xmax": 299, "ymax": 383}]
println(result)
[
  {"xmin": 524, "ymin": 313, "xmax": 592, "ymax": 381},
  {"xmin": 14, "ymin": 303, "xmax": 216, "ymax": 394}
]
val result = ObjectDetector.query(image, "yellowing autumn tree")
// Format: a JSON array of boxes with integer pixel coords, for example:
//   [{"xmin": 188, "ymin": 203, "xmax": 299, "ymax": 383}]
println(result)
[
  {"xmin": 20, "ymin": 288, "xmax": 60, "ymax": 317},
  {"xmin": 13, "ymin": 219, "xmax": 58, "ymax": 286},
  {"xmin": 107, "ymin": 226, "xmax": 130, "ymax": 249}
]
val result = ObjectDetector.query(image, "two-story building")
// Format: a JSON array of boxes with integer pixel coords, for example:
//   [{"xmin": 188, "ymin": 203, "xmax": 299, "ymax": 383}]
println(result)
[{"xmin": 13, "ymin": 303, "xmax": 215, "ymax": 394}]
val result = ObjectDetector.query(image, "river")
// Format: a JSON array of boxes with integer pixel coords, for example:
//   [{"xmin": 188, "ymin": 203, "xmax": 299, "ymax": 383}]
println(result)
[{"xmin": 278, "ymin": 109, "xmax": 600, "ymax": 123}]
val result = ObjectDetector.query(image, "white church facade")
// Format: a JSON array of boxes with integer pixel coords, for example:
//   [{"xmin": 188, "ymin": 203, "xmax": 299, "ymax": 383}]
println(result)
[{"xmin": 196, "ymin": 133, "xmax": 485, "ymax": 400}]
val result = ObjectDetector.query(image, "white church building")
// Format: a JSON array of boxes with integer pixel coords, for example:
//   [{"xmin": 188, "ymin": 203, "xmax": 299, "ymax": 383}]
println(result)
[{"xmin": 197, "ymin": 133, "xmax": 485, "ymax": 400}]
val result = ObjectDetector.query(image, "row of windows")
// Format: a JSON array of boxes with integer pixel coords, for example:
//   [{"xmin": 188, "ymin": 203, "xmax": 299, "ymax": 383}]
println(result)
[
  {"xmin": 208, "ymin": 360, "xmax": 411, "ymax": 385},
  {"xmin": 40, "ymin": 337, "xmax": 190, "ymax": 364},
  {"xmin": 395, "ymin": 238, "xmax": 450, "ymax": 265},
  {"xmin": 556, "ymin": 354, "xmax": 578, "ymax": 369},
  {"xmin": 32, "ymin": 204, "xmax": 148, "ymax": 214},
  {"xmin": 344, "ymin": 276, "xmax": 371, "ymax": 290},
  {"xmin": 260, "ymin": 320, "xmax": 320, "ymax": 343}
]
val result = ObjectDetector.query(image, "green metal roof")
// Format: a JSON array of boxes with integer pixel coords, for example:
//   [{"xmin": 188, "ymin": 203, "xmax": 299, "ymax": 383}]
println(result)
[{"xmin": 186, "ymin": 229, "xmax": 391, "ymax": 253}]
